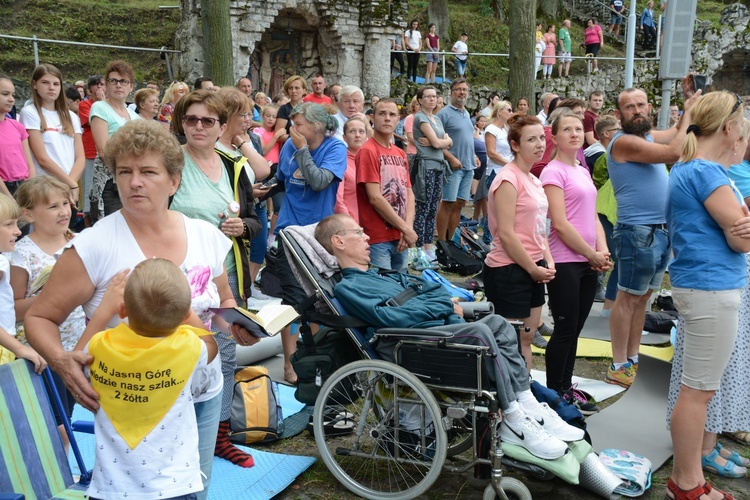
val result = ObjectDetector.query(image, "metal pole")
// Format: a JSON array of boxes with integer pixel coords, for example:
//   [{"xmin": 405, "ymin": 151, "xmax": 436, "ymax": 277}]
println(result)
[
  {"xmin": 33, "ymin": 34, "xmax": 39, "ymax": 67},
  {"xmin": 164, "ymin": 51, "xmax": 174, "ymax": 82},
  {"xmin": 441, "ymin": 52, "xmax": 446, "ymax": 83},
  {"xmin": 624, "ymin": 0, "xmax": 637, "ymax": 88},
  {"xmin": 656, "ymin": 14, "xmax": 662, "ymax": 59},
  {"xmin": 657, "ymin": 79, "xmax": 673, "ymax": 130}
]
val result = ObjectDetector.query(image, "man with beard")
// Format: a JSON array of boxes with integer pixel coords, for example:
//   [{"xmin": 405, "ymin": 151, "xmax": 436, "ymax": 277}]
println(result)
[
  {"xmin": 437, "ymin": 78, "xmax": 476, "ymax": 241},
  {"xmin": 605, "ymin": 87, "xmax": 698, "ymax": 388},
  {"xmin": 356, "ymin": 98, "xmax": 416, "ymax": 273}
]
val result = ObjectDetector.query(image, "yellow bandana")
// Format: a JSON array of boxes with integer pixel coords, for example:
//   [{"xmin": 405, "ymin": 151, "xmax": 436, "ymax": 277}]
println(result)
[{"xmin": 88, "ymin": 323, "xmax": 203, "ymax": 449}]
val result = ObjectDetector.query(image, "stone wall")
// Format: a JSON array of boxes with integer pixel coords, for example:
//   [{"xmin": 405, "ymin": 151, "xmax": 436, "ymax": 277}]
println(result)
[{"xmin": 173, "ymin": 0, "xmax": 406, "ymax": 99}]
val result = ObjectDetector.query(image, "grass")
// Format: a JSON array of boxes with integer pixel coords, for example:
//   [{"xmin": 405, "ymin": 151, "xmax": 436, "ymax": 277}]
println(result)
[{"xmin": 0, "ymin": 0, "xmax": 180, "ymax": 82}]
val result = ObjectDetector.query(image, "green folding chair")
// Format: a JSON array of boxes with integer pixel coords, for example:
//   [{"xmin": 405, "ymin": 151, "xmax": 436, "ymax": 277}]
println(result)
[{"xmin": 0, "ymin": 360, "xmax": 90, "ymax": 499}]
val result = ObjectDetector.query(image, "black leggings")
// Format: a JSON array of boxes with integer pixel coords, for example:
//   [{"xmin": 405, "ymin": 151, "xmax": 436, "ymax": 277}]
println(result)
[
  {"xmin": 545, "ymin": 262, "xmax": 597, "ymax": 393},
  {"xmin": 406, "ymin": 51, "xmax": 420, "ymax": 81}
]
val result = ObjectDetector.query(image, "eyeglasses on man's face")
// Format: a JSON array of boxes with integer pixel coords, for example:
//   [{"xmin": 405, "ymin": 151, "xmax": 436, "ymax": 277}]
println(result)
[{"xmin": 336, "ymin": 227, "xmax": 365, "ymax": 237}]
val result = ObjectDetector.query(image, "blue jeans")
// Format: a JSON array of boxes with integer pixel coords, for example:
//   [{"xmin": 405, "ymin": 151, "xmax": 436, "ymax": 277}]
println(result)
[
  {"xmin": 456, "ymin": 58, "xmax": 467, "ymax": 76},
  {"xmin": 612, "ymin": 223, "xmax": 670, "ymax": 295},
  {"xmin": 369, "ymin": 241, "xmax": 407, "ymax": 273},
  {"xmin": 194, "ymin": 394, "xmax": 221, "ymax": 500}
]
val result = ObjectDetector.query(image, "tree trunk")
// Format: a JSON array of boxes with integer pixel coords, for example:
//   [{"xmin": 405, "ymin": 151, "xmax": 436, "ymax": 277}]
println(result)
[
  {"xmin": 491, "ymin": 0, "xmax": 507, "ymax": 22},
  {"xmin": 200, "ymin": 0, "xmax": 234, "ymax": 86},
  {"xmin": 509, "ymin": 0, "xmax": 537, "ymax": 114},
  {"xmin": 539, "ymin": 0, "xmax": 559, "ymax": 19},
  {"xmin": 428, "ymin": 0, "xmax": 450, "ymax": 47}
]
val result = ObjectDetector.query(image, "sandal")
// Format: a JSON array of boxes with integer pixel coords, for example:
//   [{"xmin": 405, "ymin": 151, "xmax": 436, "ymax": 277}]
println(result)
[
  {"xmin": 723, "ymin": 430, "xmax": 750, "ymax": 446},
  {"xmin": 665, "ymin": 478, "xmax": 708, "ymax": 500},
  {"xmin": 307, "ymin": 409, "xmax": 356, "ymax": 437},
  {"xmin": 703, "ymin": 481, "xmax": 735, "ymax": 500},
  {"xmin": 701, "ymin": 448, "xmax": 747, "ymax": 478},
  {"xmin": 715, "ymin": 443, "xmax": 750, "ymax": 468}
]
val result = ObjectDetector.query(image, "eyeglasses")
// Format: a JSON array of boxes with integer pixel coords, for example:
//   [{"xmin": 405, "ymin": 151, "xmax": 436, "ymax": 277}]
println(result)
[
  {"xmin": 182, "ymin": 115, "xmax": 219, "ymax": 128},
  {"xmin": 107, "ymin": 78, "xmax": 131, "ymax": 86},
  {"xmin": 606, "ymin": 127, "xmax": 622, "ymax": 133},
  {"xmin": 336, "ymin": 228, "xmax": 365, "ymax": 237},
  {"xmin": 732, "ymin": 93, "xmax": 743, "ymax": 115},
  {"xmin": 239, "ymin": 112, "xmax": 253, "ymax": 119}
]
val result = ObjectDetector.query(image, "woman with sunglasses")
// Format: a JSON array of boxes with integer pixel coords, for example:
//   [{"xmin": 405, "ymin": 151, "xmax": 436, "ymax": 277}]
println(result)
[
  {"xmin": 89, "ymin": 60, "xmax": 140, "ymax": 223},
  {"xmin": 170, "ymin": 89, "xmax": 262, "ymax": 476},
  {"xmin": 665, "ymin": 91, "xmax": 749, "ymax": 500}
]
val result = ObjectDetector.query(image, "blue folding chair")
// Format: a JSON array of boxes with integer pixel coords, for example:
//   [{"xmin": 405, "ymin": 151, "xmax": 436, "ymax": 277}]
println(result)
[{"xmin": 0, "ymin": 360, "xmax": 90, "ymax": 499}]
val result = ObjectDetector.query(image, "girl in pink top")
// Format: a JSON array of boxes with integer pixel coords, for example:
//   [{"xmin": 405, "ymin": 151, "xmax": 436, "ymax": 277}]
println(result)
[
  {"xmin": 252, "ymin": 104, "xmax": 285, "ymax": 165},
  {"xmin": 540, "ymin": 113, "xmax": 610, "ymax": 398},
  {"xmin": 404, "ymin": 96, "xmax": 420, "ymax": 155},
  {"xmin": 0, "ymin": 77, "xmax": 35, "ymax": 198},
  {"xmin": 335, "ymin": 117, "xmax": 367, "ymax": 222},
  {"xmin": 484, "ymin": 114, "xmax": 554, "ymax": 369}
]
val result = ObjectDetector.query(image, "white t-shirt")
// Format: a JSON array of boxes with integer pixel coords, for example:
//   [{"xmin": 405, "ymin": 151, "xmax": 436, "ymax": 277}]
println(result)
[
  {"xmin": 453, "ymin": 40, "xmax": 468, "ymax": 61},
  {"xmin": 85, "ymin": 344, "xmax": 207, "ymax": 500},
  {"xmin": 70, "ymin": 211, "xmax": 231, "ymax": 402},
  {"xmin": 10, "ymin": 237, "xmax": 86, "ymax": 351},
  {"xmin": 405, "ymin": 29, "xmax": 422, "ymax": 50},
  {"xmin": 19, "ymin": 105, "xmax": 82, "ymax": 175},
  {"xmin": 0, "ymin": 255, "xmax": 15, "ymax": 336},
  {"xmin": 485, "ymin": 123, "xmax": 514, "ymax": 173}
]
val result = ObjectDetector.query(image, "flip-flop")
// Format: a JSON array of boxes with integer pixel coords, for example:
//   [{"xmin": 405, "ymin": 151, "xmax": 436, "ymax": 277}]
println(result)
[
  {"xmin": 701, "ymin": 448, "xmax": 747, "ymax": 478},
  {"xmin": 715, "ymin": 443, "xmax": 750, "ymax": 468},
  {"xmin": 724, "ymin": 431, "xmax": 750, "ymax": 446}
]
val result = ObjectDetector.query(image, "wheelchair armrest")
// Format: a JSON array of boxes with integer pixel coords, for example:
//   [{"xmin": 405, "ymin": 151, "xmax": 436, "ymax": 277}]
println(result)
[
  {"xmin": 457, "ymin": 301, "xmax": 494, "ymax": 320},
  {"xmin": 373, "ymin": 328, "xmax": 454, "ymax": 339}
]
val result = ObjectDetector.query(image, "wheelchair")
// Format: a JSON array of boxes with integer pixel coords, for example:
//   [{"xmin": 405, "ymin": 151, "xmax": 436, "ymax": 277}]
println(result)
[{"xmin": 279, "ymin": 228, "xmax": 545, "ymax": 500}]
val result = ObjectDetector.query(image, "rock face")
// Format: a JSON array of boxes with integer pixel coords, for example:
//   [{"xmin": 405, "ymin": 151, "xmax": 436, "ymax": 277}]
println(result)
[{"xmin": 173, "ymin": 0, "xmax": 406, "ymax": 98}]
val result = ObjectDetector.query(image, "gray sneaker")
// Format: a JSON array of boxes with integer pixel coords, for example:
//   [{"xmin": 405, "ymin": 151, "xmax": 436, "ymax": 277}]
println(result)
[{"xmin": 532, "ymin": 330, "xmax": 549, "ymax": 349}]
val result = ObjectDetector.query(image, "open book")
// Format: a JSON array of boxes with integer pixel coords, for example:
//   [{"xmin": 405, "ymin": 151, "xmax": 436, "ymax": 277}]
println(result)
[{"xmin": 210, "ymin": 304, "xmax": 299, "ymax": 337}]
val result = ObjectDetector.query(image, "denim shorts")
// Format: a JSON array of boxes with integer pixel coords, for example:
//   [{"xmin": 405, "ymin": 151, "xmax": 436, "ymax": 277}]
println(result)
[
  {"xmin": 442, "ymin": 168, "xmax": 473, "ymax": 202},
  {"xmin": 369, "ymin": 241, "xmax": 407, "ymax": 273},
  {"xmin": 612, "ymin": 223, "xmax": 670, "ymax": 295}
]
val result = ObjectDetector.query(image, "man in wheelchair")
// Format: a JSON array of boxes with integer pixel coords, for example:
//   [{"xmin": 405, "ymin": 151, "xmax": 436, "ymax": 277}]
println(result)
[{"xmin": 314, "ymin": 214, "xmax": 585, "ymax": 460}]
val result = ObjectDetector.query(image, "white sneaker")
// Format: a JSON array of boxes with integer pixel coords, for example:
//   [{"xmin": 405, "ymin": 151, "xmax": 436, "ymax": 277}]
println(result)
[
  {"xmin": 500, "ymin": 414, "xmax": 567, "ymax": 460},
  {"xmin": 522, "ymin": 402, "xmax": 584, "ymax": 442}
]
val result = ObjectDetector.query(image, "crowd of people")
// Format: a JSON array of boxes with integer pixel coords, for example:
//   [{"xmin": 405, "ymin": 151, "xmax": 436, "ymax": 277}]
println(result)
[{"xmin": 0, "ymin": 34, "xmax": 748, "ymax": 499}]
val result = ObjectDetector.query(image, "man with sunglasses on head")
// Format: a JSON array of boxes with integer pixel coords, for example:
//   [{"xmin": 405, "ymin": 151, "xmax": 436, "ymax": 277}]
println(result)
[{"xmin": 604, "ymin": 81, "xmax": 701, "ymax": 389}]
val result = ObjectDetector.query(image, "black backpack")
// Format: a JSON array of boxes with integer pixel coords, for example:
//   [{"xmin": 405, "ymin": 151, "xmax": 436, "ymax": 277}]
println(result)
[
  {"xmin": 459, "ymin": 226, "xmax": 490, "ymax": 260},
  {"xmin": 435, "ymin": 240, "xmax": 483, "ymax": 276}
]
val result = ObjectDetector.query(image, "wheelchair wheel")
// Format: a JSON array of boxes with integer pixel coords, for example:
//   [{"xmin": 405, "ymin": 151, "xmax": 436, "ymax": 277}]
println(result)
[
  {"xmin": 483, "ymin": 477, "xmax": 532, "ymax": 500},
  {"xmin": 446, "ymin": 414, "xmax": 473, "ymax": 456},
  {"xmin": 314, "ymin": 359, "xmax": 447, "ymax": 500}
]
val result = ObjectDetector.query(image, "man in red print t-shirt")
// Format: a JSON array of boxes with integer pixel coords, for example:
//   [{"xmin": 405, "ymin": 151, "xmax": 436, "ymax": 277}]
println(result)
[{"xmin": 356, "ymin": 98, "xmax": 416, "ymax": 272}]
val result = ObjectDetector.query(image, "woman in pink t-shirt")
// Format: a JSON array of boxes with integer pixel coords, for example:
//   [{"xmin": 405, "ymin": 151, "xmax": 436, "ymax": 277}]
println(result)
[
  {"xmin": 584, "ymin": 19, "xmax": 604, "ymax": 73},
  {"xmin": 540, "ymin": 113, "xmax": 610, "ymax": 406},
  {"xmin": 0, "ymin": 77, "xmax": 35, "ymax": 198},
  {"xmin": 484, "ymin": 114, "xmax": 554, "ymax": 369},
  {"xmin": 335, "ymin": 117, "xmax": 367, "ymax": 222}
]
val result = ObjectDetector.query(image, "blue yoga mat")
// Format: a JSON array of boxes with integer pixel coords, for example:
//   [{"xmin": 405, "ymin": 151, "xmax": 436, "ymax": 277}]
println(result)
[{"xmin": 68, "ymin": 399, "xmax": 315, "ymax": 500}]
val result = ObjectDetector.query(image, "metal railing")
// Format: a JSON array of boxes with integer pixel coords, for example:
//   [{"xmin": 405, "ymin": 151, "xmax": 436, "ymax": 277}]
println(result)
[
  {"xmin": 0, "ymin": 34, "xmax": 181, "ymax": 80},
  {"xmin": 394, "ymin": 49, "xmax": 659, "ymax": 83}
]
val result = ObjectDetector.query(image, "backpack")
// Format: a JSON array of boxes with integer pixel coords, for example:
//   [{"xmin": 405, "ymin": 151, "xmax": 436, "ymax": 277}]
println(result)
[
  {"xmin": 291, "ymin": 325, "xmax": 361, "ymax": 406},
  {"xmin": 457, "ymin": 226, "xmax": 490, "ymax": 260},
  {"xmin": 643, "ymin": 310, "xmax": 679, "ymax": 333},
  {"xmin": 229, "ymin": 366, "xmax": 284, "ymax": 445},
  {"xmin": 435, "ymin": 239, "xmax": 483, "ymax": 275},
  {"xmin": 421, "ymin": 269, "xmax": 475, "ymax": 302},
  {"xmin": 530, "ymin": 380, "xmax": 591, "ymax": 444}
]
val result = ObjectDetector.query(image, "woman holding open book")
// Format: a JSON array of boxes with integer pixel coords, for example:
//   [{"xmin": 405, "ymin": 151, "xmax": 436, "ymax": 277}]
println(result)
[{"xmin": 24, "ymin": 119, "xmax": 259, "ymax": 500}]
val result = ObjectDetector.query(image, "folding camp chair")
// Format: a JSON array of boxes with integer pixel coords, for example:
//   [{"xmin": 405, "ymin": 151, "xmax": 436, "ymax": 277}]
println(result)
[{"xmin": 0, "ymin": 360, "xmax": 90, "ymax": 499}]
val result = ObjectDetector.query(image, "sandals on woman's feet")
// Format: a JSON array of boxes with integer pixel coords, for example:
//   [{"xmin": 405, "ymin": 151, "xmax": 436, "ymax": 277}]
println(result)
[
  {"xmin": 665, "ymin": 478, "xmax": 708, "ymax": 500},
  {"xmin": 715, "ymin": 443, "xmax": 750, "ymax": 468},
  {"xmin": 703, "ymin": 481, "xmax": 735, "ymax": 500},
  {"xmin": 702, "ymin": 448, "xmax": 747, "ymax": 478}
]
